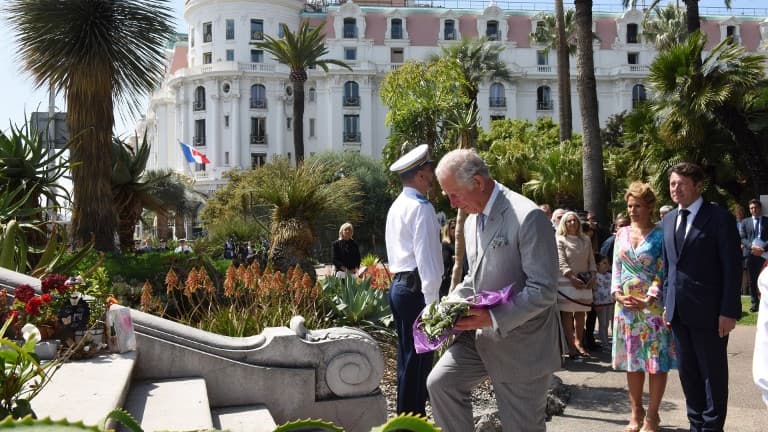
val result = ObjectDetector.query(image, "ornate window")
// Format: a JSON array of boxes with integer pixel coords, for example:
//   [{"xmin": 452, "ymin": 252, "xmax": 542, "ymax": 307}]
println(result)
[
  {"xmin": 489, "ymin": 83, "xmax": 506, "ymax": 108},
  {"xmin": 193, "ymin": 86, "xmax": 206, "ymax": 111},
  {"xmin": 537, "ymin": 86, "xmax": 552, "ymax": 111},
  {"xmin": 250, "ymin": 117, "xmax": 267, "ymax": 144},
  {"xmin": 632, "ymin": 84, "xmax": 647, "ymax": 108},
  {"xmin": 225, "ymin": 19, "xmax": 235, "ymax": 40},
  {"xmin": 193, "ymin": 119, "xmax": 206, "ymax": 146},
  {"xmin": 250, "ymin": 84, "xmax": 267, "ymax": 109},
  {"xmin": 251, "ymin": 19, "xmax": 264, "ymax": 40},
  {"xmin": 343, "ymin": 115, "xmax": 360, "ymax": 142},
  {"xmin": 343, "ymin": 81, "xmax": 360, "ymax": 107}
]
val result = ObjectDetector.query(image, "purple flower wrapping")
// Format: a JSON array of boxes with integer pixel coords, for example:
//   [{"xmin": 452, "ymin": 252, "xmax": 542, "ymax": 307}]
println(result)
[{"xmin": 412, "ymin": 285, "xmax": 514, "ymax": 354}]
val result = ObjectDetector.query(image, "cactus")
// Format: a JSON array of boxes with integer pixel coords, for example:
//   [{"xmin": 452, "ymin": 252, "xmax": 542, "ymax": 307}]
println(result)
[
  {"xmin": 0, "ymin": 416, "xmax": 103, "ymax": 431},
  {"xmin": 273, "ymin": 413, "xmax": 440, "ymax": 432}
]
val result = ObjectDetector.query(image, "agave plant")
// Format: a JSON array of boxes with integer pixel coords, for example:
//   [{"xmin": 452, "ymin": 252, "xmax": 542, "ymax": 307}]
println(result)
[
  {"xmin": 321, "ymin": 275, "xmax": 392, "ymax": 335},
  {"xmin": 0, "ymin": 117, "xmax": 70, "ymax": 212}
]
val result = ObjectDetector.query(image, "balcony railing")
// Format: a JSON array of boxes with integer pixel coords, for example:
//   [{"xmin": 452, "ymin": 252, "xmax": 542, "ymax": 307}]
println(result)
[
  {"xmin": 627, "ymin": 64, "xmax": 649, "ymax": 72},
  {"xmin": 193, "ymin": 136, "xmax": 206, "ymax": 146},
  {"xmin": 343, "ymin": 96, "xmax": 360, "ymax": 107},
  {"xmin": 537, "ymin": 65, "xmax": 552, "ymax": 73},
  {"xmin": 251, "ymin": 31, "xmax": 263, "ymax": 40},
  {"xmin": 250, "ymin": 134, "xmax": 267, "ymax": 144},
  {"xmin": 192, "ymin": 101, "xmax": 206, "ymax": 111},
  {"xmin": 203, "ymin": 32, "xmax": 212, "ymax": 43},
  {"xmin": 537, "ymin": 101, "xmax": 553, "ymax": 111},
  {"xmin": 489, "ymin": 97, "xmax": 506, "ymax": 108},
  {"xmin": 391, "ymin": 29, "xmax": 403, "ymax": 39},
  {"xmin": 250, "ymin": 98, "xmax": 267, "ymax": 109},
  {"xmin": 343, "ymin": 132, "xmax": 361, "ymax": 142},
  {"xmin": 343, "ymin": 28, "xmax": 357, "ymax": 38},
  {"xmin": 486, "ymin": 31, "xmax": 501, "ymax": 41},
  {"xmin": 444, "ymin": 31, "xmax": 456, "ymax": 40}
]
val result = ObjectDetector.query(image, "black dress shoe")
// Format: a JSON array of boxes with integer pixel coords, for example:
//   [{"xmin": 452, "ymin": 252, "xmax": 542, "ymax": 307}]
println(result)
[{"xmin": 750, "ymin": 305, "xmax": 759, "ymax": 313}]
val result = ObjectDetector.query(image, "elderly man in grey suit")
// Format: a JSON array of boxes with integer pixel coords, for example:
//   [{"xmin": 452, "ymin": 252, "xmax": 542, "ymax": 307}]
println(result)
[{"xmin": 427, "ymin": 149, "xmax": 562, "ymax": 431}]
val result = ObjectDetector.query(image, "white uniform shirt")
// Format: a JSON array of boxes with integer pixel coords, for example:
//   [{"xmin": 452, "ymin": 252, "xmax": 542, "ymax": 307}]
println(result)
[{"xmin": 385, "ymin": 186, "xmax": 443, "ymax": 305}]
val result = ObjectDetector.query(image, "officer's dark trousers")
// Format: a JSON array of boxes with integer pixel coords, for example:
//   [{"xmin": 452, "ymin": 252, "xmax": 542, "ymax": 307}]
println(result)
[{"xmin": 389, "ymin": 271, "xmax": 434, "ymax": 415}]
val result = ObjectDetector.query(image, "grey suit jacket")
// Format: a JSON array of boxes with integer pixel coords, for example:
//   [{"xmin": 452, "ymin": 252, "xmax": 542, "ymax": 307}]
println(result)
[{"xmin": 453, "ymin": 183, "xmax": 562, "ymax": 378}]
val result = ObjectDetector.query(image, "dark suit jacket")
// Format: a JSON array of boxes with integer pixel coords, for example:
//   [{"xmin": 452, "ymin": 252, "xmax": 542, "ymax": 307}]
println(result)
[
  {"xmin": 662, "ymin": 202, "xmax": 742, "ymax": 329},
  {"xmin": 739, "ymin": 215, "xmax": 768, "ymax": 257}
]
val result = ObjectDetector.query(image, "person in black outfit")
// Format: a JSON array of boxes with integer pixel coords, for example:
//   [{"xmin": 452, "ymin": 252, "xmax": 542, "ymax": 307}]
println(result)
[
  {"xmin": 440, "ymin": 218, "xmax": 468, "ymax": 298},
  {"xmin": 332, "ymin": 222, "xmax": 361, "ymax": 277}
]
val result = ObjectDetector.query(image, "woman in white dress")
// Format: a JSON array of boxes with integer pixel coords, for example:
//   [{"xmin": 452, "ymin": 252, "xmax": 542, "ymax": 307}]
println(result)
[{"xmin": 556, "ymin": 211, "xmax": 596, "ymax": 360}]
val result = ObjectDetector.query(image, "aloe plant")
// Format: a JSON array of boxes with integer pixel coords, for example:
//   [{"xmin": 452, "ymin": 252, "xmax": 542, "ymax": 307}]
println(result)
[{"xmin": 321, "ymin": 275, "xmax": 392, "ymax": 333}]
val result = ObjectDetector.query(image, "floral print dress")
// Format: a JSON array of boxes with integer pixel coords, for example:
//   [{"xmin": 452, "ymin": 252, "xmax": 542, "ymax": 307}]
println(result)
[{"xmin": 611, "ymin": 226, "xmax": 677, "ymax": 372}]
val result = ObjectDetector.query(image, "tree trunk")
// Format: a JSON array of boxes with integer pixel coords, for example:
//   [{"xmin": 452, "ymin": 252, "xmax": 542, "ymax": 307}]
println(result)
[
  {"xmin": 574, "ymin": 0, "xmax": 608, "ymax": 228},
  {"xmin": 292, "ymin": 78, "xmax": 306, "ymax": 165},
  {"xmin": 684, "ymin": 0, "xmax": 701, "ymax": 34},
  {"xmin": 156, "ymin": 213, "xmax": 169, "ymax": 240},
  {"xmin": 450, "ymin": 126, "xmax": 472, "ymax": 289},
  {"xmin": 555, "ymin": 0, "xmax": 573, "ymax": 142},
  {"xmin": 67, "ymin": 81, "xmax": 117, "ymax": 252},
  {"xmin": 174, "ymin": 212, "xmax": 186, "ymax": 240}
]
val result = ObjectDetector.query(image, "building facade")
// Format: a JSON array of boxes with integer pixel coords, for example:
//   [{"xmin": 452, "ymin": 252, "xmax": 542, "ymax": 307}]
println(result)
[{"xmin": 141, "ymin": 0, "xmax": 768, "ymax": 196}]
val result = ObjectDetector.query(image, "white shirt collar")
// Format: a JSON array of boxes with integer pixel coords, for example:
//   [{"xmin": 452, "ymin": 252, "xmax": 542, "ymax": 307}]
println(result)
[
  {"xmin": 480, "ymin": 181, "xmax": 500, "ymax": 218},
  {"xmin": 679, "ymin": 196, "xmax": 704, "ymax": 220}
]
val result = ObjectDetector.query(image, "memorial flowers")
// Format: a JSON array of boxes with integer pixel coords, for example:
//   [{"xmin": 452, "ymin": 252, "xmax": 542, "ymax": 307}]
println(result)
[
  {"xmin": 0, "ymin": 274, "xmax": 75, "ymax": 339},
  {"xmin": 413, "ymin": 286, "xmax": 514, "ymax": 353}
]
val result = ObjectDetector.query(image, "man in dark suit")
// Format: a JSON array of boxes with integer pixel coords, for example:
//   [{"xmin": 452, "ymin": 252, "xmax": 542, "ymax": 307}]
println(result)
[
  {"xmin": 739, "ymin": 198, "xmax": 767, "ymax": 312},
  {"xmin": 662, "ymin": 162, "xmax": 742, "ymax": 432}
]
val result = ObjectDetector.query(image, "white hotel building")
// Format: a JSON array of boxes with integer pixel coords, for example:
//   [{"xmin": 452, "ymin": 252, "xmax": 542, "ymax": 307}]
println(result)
[{"xmin": 141, "ymin": 0, "xmax": 768, "ymax": 196}]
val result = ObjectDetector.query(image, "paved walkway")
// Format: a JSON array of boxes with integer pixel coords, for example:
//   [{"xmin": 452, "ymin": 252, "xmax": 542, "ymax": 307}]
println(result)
[{"xmin": 548, "ymin": 325, "xmax": 764, "ymax": 432}]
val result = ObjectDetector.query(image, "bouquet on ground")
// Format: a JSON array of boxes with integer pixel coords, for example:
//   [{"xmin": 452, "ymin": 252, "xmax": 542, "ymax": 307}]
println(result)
[{"xmin": 412, "ymin": 285, "xmax": 513, "ymax": 353}]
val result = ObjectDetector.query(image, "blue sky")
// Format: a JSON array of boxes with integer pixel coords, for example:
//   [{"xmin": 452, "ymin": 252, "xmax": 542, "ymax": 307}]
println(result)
[{"xmin": 0, "ymin": 0, "xmax": 764, "ymax": 137}]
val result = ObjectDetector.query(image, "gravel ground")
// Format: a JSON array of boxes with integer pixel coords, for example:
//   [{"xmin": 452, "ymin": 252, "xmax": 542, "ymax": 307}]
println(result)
[
  {"xmin": 374, "ymin": 334, "xmax": 568, "ymax": 430},
  {"xmin": 374, "ymin": 334, "xmax": 499, "ymax": 420}
]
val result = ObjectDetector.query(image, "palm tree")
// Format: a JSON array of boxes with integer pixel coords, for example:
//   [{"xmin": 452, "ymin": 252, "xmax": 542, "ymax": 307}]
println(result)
[
  {"xmin": 431, "ymin": 37, "xmax": 513, "ymax": 116},
  {"xmin": 6, "ymin": 0, "xmax": 175, "ymax": 251},
  {"xmin": 143, "ymin": 170, "xmax": 206, "ymax": 241},
  {"xmin": 623, "ymin": 0, "xmax": 731, "ymax": 34},
  {"xmin": 648, "ymin": 31, "xmax": 768, "ymax": 194},
  {"xmin": 253, "ymin": 22, "xmax": 351, "ymax": 165},
  {"xmin": 246, "ymin": 158, "xmax": 362, "ymax": 278},
  {"xmin": 531, "ymin": 6, "xmax": 575, "ymax": 141},
  {"xmin": 111, "ymin": 134, "xmax": 168, "ymax": 252},
  {"xmin": 642, "ymin": 3, "xmax": 687, "ymax": 51},
  {"xmin": 574, "ymin": 0, "xmax": 608, "ymax": 227}
]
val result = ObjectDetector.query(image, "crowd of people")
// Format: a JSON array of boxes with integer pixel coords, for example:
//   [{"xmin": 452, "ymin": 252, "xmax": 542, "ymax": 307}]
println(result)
[{"xmin": 381, "ymin": 145, "xmax": 762, "ymax": 432}]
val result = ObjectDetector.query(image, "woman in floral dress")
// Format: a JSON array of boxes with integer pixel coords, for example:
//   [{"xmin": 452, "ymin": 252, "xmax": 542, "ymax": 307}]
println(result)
[{"xmin": 612, "ymin": 182, "xmax": 677, "ymax": 432}]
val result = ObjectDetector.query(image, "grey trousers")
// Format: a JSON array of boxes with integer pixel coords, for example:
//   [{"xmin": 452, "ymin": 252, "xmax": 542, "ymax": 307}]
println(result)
[{"xmin": 427, "ymin": 333, "xmax": 550, "ymax": 432}]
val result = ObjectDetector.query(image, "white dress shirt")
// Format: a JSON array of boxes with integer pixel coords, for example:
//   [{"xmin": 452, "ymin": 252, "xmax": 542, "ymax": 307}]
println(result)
[
  {"xmin": 677, "ymin": 196, "xmax": 704, "ymax": 238},
  {"xmin": 385, "ymin": 187, "xmax": 443, "ymax": 305}
]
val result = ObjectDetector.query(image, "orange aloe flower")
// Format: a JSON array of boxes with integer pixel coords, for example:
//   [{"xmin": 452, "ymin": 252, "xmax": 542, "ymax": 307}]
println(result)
[
  {"xmin": 184, "ymin": 268, "xmax": 198, "ymax": 297},
  {"xmin": 165, "ymin": 268, "xmax": 179, "ymax": 294},
  {"xmin": 140, "ymin": 282, "xmax": 154, "ymax": 311},
  {"xmin": 224, "ymin": 265, "xmax": 237, "ymax": 297}
]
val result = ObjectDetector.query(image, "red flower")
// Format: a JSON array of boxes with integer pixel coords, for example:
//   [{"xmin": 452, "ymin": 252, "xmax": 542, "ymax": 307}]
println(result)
[
  {"xmin": 41, "ymin": 274, "xmax": 69, "ymax": 294},
  {"xmin": 14, "ymin": 284, "xmax": 35, "ymax": 303},
  {"xmin": 25, "ymin": 296, "xmax": 43, "ymax": 316},
  {"xmin": 41, "ymin": 293, "xmax": 53, "ymax": 304}
]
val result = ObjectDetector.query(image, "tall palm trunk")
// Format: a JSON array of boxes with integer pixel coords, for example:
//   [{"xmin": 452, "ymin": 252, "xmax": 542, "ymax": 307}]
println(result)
[
  {"xmin": 174, "ymin": 212, "xmax": 186, "ymax": 240},
  {"xmin": 555, "ymin": 0, "xmax": 573, "ymax": 142},
  {"xmin": 574, "ymin": 0, "xmax": 608, "ymax": 228},
  {"xmin": 268, "ymin": 217, "xmax": 316, "ymax": 281},
  {"xmin": 156, "ymin": 213, "xmax": 169, "ymax": 240},
  {"xmin": 683, "ymin": 0, "xmax": 701, "ymax": 34},
  {"xmin": 68, "ymin": 82, "xmax": 117, "ymax": 252},
  {"xmin": 291, "ymin": 76, "xmax": 306, "ymax": 165}
]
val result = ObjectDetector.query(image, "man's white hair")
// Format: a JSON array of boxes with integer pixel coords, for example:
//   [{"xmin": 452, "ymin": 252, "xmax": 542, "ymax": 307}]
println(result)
[{"xmin": 435, "ymin": 149, "xmax": 490, "ymax": 188}]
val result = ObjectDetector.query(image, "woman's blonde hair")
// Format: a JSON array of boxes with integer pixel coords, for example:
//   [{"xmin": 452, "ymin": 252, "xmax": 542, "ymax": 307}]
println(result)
[
  {"xmin": 624, "ymin": 181, "xmax": 657, "ymax": 207},
  {"xmin": 556, "ymin": 211, "xmax": 583, "ymax": 237},
  {"xmin": 338, "ymin": 222, "xmax": 354, "ymax": 240}
]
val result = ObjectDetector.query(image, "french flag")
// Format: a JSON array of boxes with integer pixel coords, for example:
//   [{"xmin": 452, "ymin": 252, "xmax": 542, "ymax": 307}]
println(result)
[{"xmin": 180, "ymin": 141, "xmax": 211, "ymax": 164}]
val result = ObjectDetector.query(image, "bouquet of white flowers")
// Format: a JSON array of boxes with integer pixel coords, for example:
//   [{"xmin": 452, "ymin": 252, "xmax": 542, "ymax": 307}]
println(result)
[{"xmin": 412, "ymin": 286, "xmax": 513, "ymax": 353}]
